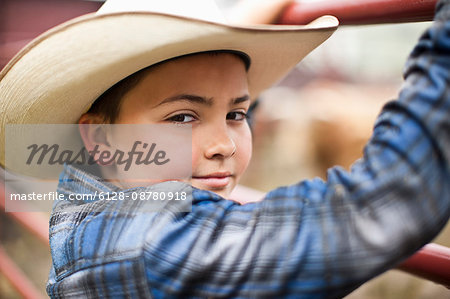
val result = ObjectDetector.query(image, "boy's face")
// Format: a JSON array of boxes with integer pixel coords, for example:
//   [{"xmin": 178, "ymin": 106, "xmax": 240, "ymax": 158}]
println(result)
[{"xmin": 114, "ymin": 53, "xmax": 252, "ymax": 198}]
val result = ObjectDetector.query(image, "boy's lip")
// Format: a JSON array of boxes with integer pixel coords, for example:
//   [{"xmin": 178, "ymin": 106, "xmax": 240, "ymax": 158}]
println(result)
[{"xmin": 192, "ymin": 172, "xmax": 232, "ymax": 189}]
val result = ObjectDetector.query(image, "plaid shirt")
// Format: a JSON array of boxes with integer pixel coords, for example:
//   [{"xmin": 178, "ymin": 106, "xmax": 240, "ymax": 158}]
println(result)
[{"xmin": 47, "ymin": 1, "xmax": 450, "ymax": 298}]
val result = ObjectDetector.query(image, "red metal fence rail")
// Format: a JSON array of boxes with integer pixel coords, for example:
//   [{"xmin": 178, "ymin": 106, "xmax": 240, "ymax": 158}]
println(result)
[
  {"xmin": 398, "ymin": 243, "xmax": 450, "ymax": 288},
  {"xmin": 279, "ymin": 0, "xmax": 438, "ymax": 25},
  {"xmin": 0, "ymin": 246, "xmax": 45, "ymax": 299}
]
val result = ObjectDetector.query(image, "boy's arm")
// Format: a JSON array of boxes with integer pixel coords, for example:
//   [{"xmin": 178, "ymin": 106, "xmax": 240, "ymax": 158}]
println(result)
[{"xmin": 47, "ymin": 1, "xmax": 450, "ymax": 298}]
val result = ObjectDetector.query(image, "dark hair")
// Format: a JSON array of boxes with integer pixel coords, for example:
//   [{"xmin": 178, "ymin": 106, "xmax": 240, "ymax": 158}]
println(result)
[{"xmin": 87, "ymin": 50, "xmax": 251, "ymax": 123}]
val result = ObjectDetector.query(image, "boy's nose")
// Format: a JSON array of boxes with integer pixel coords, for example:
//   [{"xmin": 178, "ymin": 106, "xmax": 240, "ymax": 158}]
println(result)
[{"xmin": 203, "ymin": 127, "xmax": 236, "ymax": 159}]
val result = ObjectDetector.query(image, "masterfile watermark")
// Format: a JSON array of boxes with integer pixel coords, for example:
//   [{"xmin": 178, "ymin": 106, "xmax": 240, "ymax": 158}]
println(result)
[
  {"xmin": 26, "ymin": 141, "xmax": 170, "ymax": 171},
  {"xmin": 4, "ymin": 124, "xmax": 192, "ymax": 212},
  {"xmin": 9, "ymin": 190, "xmax": 187, "ymax": 202}
]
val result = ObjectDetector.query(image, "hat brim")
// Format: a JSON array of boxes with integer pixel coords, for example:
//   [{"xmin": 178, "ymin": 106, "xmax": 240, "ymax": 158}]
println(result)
[{"xmin": 0, "ymin": 12, "xmax": 338, "ymax": 167}]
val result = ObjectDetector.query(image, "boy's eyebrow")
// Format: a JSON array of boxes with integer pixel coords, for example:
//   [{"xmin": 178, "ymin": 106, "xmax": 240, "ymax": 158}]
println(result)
[
  {"xmin": 232, "ymin": 95, "xmax": 250, "ymax": 105},
  {"xmin": 155, "ymin": 94, "xmax": 250, "ymax": 107},
  {"xmin": 156, "ymin": 94, "xmax": 213, "ymax": 107}
]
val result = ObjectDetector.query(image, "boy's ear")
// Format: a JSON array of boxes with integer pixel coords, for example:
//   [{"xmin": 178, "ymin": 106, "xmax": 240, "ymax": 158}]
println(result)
[{"xmin": 78, "ymin": 113, "xmax": 112, "ymax": 162}]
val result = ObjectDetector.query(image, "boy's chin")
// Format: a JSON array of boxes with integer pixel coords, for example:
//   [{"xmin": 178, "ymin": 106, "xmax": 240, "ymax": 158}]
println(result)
[
  {"xmin": 190, "ymin": 180, "xmax": 235, "ymax": 199},
  {"xmin": 205, "ymin": 188, "xmax": 232, "ymax": 199}
]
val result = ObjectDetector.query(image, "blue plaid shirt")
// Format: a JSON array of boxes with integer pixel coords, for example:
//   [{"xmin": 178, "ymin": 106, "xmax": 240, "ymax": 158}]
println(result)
[{"xmin": 47, "ymin": 1, "xmax": 450, "ymax": 298}]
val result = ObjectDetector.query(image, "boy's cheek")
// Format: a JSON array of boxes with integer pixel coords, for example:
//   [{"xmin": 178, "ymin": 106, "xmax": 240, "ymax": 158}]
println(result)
[
  {"xmin": 191, "ymin": 146, "xmax": 200, "ymax": 170},
  {"xmin": 236, "ymin": 135, "xmax": 252, "ymax": 175}
]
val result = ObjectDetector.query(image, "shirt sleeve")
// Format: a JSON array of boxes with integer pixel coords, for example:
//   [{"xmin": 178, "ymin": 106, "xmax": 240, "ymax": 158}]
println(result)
[{"xmin": 47, "ymin": 1, "xmax": 450, "ymax": 298}]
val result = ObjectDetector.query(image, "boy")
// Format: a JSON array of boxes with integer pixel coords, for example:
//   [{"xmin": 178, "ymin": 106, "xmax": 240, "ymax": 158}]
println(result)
[{"xmin": 0, "ymin": 0, "xmax": 448, "ymax": 298}]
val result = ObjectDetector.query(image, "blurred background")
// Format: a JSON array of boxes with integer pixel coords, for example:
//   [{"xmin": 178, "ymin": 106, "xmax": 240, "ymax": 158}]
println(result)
[{"xmin": 1, "ymin": 0, "xmax": 449, "ymax": 298}]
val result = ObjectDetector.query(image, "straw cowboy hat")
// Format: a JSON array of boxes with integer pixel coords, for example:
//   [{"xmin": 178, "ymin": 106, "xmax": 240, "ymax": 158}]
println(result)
[{"xmin": 0, "ymin": 0, "xmax": 338, "ymax": 168}]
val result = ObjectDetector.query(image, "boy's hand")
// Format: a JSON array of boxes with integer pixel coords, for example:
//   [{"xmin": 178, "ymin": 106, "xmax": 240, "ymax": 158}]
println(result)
[{"xmin": 229, "ymin": 0, "xmax": 294, "ymax": 25}]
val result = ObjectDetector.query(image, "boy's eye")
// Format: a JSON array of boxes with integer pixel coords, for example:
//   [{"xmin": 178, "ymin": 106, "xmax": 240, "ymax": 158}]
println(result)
[
  {"xmin": 166, "ymin": 114, "xmax": 196, "ymax": 123},
  {"xmin": 227, "ymin": 111, "xmax": 247, "ymax": 121}
]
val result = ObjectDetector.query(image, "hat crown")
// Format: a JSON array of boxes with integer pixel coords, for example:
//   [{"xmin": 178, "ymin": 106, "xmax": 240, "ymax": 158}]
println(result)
[{"xmin": 97, "ymin": 0, "xmax": 227, "ymax": 24}]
